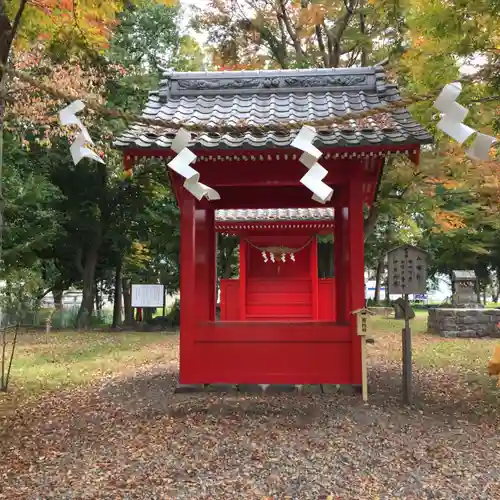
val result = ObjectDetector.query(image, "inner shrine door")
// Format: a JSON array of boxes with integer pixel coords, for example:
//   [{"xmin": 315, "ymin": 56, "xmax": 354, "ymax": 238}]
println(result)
[{"xmin": 245, "ymin": 235, "xmax": 313, "ymax": 321}]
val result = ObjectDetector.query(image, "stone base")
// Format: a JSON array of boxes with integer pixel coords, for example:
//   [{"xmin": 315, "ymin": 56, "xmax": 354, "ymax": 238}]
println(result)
[
  {"xmin": 174, "ymin": 384, "xmax": 364, "ymax": 394},
  {"xmin": 174, "ymin": 384, "xmax": 204, "ymax": 393},
  {"xmin": 451, "ymin": 303, "xmax": 484, "ymax": 309},
  {"xmin": 428, "ymin": 307, "xmax": 500, "ymax": 338}
]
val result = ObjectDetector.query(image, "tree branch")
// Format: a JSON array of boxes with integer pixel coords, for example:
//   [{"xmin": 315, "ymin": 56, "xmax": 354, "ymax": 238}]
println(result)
[
  {"xmin": 277, "ymin": 0, "xmax": 304, "ymax": 58},
  {"xmin": 327, "ymin": 0, "xmax": 358, "ymax": 67},
  {"xmin": 0, "ymin": 0, "xmax": 28, "ymax": 66},
  {"xmin": 314, "ymin": 24, "xmax": 328, "ymax": 67},
  {"xmin": 364, "ymin": 203, "xmax": 379, "ymax": 239},
  {"xmin": 358, "ymin": 0, "xmax": 368, "ymax": 66}
]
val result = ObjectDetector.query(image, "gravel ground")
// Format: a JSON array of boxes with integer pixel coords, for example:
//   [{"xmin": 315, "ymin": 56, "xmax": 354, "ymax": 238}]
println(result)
[{"xmin": 0, "ymin": 337, "xmax": 499, "ymax": 499}]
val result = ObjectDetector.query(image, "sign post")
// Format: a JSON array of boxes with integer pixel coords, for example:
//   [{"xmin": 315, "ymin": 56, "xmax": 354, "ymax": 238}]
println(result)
[
  {"xmin": 387, "ymin": 245, "xmax": 428, "ymax": 405},
  {"xmin": 131, "ymin": 284, "xmax": 165, "ymax": 309},
  {"xmin": 352, "ymin": 307, "xmax": 376, "ymax": 402}
]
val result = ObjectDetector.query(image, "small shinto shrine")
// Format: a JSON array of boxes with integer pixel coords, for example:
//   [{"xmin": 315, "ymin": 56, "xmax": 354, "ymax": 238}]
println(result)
[
  {"xmin": 216, "ymin": 208, "xmax": 337, "ymax": 322},
  {"xmin": 114, "ymin": 66, "xmax": 432, "ymax": 387}
]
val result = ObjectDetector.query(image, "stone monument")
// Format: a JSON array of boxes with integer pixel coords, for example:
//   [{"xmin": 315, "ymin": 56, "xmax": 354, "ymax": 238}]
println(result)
[
  {"xmin": 427, "ymin": 269, "xmax": 500, "ymax": 338},
  {"xmin": 451, "ymin": 270, "xmax": 480, "ymax": 307}
]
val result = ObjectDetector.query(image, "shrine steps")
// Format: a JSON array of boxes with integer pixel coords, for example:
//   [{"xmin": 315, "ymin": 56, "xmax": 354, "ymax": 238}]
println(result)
[{"xmin": 174, "ymin": 384, "xmax": 363, "ymax": 395}]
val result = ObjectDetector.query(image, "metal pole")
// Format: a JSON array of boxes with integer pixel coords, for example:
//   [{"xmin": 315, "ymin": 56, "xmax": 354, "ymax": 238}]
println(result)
[
  {"xmin": 162, "ymin": 284, "xmax": 166, "ymax": 317},
  {"xmin": 402, "ymin": 293, "xmax": 412, "ymax": 405}
]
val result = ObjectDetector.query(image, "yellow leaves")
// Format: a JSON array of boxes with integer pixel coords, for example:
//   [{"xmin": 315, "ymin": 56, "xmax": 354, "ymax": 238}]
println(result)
[
  {"xmin": 156, "ymin": 0, "xmax": 179, "ymax": 5},
  {"xmin": 487, "ymin": 345, "xmax": 500, "ymax": 387},
  {"xmin": 124, "ymin": 241, "xmax": 152, "ymax": 272}
]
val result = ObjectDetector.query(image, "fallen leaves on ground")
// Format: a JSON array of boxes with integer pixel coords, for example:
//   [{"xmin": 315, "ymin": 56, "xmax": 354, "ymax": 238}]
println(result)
[{"xmin": 0, "ymin": 332, "xmax": 499, "ymax": 499}]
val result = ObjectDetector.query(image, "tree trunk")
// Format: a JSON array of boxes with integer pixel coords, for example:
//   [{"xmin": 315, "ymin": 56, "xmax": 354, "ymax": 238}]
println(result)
[
  {"xmin": 384, "ymin": 278, "xmax": 390, "ymax": 304},
  {"xmin": 374, "ymin": 258, "xmax": 384, "ymax": 304},
  {"xmin": 122, "ymin": 277, "xmax": 134, "ymax": 326},
  {"xmin": 143, "ymin": 308, "xmax": 153, "ymax": 322},
  {"xmin": 94, "ymin": 280, "xmax": 101, "ymax": 315},
  {"xmin": 77, "ymin": 246, "xmax": 99, "ymax": 330},
  {"xmin": 53, "ymin": 288, "xmax": 64, "ymax": 311},
  {"xmin": 112, "ymin": 260, "xmax": 122, "ymax": 327},
  {"xmin": 492, "ymin": 268, "xmax": 499, "ymax": 303},
  {"xmin": 364, "ymin": 203, "xmax": 380, "ymax": 240}
]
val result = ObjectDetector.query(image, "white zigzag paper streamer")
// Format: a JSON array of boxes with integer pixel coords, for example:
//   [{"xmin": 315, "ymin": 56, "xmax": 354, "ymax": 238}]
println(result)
[
  {"xmin": 167, "ymin": 129, "xmax": 220, "ymax": 201},
  {"xmin": 59, "ymin": 100, "xmax": 105, "ymax": 165},
  {"xmin": 433, "ymin": 83, "xmax": 497, "ymax": 160},
  {"xmin": 291, "ymin": 126, "xmax": 333, "ymax": 204}
]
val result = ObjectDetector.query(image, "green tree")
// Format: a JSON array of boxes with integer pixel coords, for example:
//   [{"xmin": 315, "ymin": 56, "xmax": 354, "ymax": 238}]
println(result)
[{"xmin": 193, "ymin": 0, "xmax": 406, "ymax": 69}]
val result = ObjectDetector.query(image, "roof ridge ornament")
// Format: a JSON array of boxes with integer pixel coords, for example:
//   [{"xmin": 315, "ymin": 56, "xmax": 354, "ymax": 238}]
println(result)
[{"xmin": 175, "ymin": 74, "xmax": 368, "ymax": 92}]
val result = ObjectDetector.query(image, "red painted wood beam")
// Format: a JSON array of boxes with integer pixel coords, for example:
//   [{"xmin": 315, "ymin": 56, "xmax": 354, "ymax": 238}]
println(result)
[
  {"xmin": 122, "ymin": 143, "xmax": 422, "ymax": 161},
  {"xmin": 239, "ymin": 239, "xmax": 247, "ymax": 320},
  {"xmin": 201, "ymin": 186, "xmax": 335, "ymax": 209},
  {"xmin": 215, "ymin": 223, "xmax": 335, "ymax": 234}
]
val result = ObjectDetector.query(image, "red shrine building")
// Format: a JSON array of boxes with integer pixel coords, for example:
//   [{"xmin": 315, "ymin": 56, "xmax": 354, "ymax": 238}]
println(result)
[{"xmin": 115, "ymin": 66, "xmax": 431, "ymax": 388}]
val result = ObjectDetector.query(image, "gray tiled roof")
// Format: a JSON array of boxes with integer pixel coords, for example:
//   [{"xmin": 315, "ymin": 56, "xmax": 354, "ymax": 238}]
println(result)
[
  {"xmin": 114, "ymin": 67, "xmax": 433, "ymax": 150},
  {"xmin": 215, "ymin": 208, "xmax": 335, "ymax": 222}
]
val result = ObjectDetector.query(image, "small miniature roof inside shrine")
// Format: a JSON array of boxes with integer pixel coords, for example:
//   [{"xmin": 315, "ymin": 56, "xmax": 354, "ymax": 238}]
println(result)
[
  {"xmin": 114, "ymin": 66, "xmax": 432, "ymax": 209},
  {"xmin": 215, "ymin": 208, "xmax": 335, "ymax": 233}
]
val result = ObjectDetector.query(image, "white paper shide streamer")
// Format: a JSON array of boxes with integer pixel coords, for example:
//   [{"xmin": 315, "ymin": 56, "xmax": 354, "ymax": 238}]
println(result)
[
  {"xmin": 59, "ymin": 100, "xmax": 105, "ymax": 165},
  {"xmin": 433, "ymin": 83, "xmax": 497, "ymax": 160},
  {"xmin": 291, "ymin": 126, "xmax": 333, "ymax": 204},
  {"xmin": 167, "ymin": 129, "xmax": 220, "ymax": 201}
]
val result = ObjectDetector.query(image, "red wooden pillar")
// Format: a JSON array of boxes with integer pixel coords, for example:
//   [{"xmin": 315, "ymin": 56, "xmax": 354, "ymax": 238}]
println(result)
[
  {"xmin": 334, "ymin": 188, "xmax": 349, "ymax": 323},
  {"xmin": 180, "ymin": 199, "xmax": 216, "ymax": 383},
  {"xmin": 239, "ymin": 239, "xmax": 247, "ymax": 319},
  {"xmin": 310, "ymin": 236, "xmax": 319, "ymax": 320},
  {"xmin": 195, "ymin": 208, "xmax": 216, "ymax": 322},
  {"xmin": 347, "ymin": 174, "xmax": 365, "ymax": 385},
  {"xmin": 179, "ymin": 195, "xmax": 196, "ymax": 383}
]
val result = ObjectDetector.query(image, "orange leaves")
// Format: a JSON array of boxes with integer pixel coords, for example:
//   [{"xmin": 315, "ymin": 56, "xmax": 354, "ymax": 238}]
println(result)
[
  {"xmin": 15, "ymin": 0, "xmax": 136, "ymax": 53},
  {"xmin": 297, "ymin": 2, "xmax": 325, "ymax": 29},
  {"xmin": 5, "ymin": 48, "xmax": 107, "ymax": 134},
  {"xmin": 433, "ymin": 210, "xmax": 467, "ymax": 232}
]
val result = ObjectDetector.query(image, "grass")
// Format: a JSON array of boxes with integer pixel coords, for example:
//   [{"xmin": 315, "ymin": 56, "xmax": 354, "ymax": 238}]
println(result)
[
  {"xmin": 0, "ymin": 330, "xmax": 174, "ymax": 410},
  {"xmin": 370, "ymin": 310, "xmax": 498, "ymax": 396}
]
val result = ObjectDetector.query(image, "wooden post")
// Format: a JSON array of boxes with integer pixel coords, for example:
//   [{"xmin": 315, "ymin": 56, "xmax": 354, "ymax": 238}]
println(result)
[
  {"xmin": 239, "ymin": 238, "xmax": 247, "ymax": 320},
  {"xmin": 402, "ymin": 293, "xmax": 413, "ymax": 405},
  {"xmin": 361, "ymin": 337, "xmax": 368, "ymax": 402},
  {"xmin": 334, "ymin": 189, "xmax": 348, "ymax": 323},
  {"xmin": 310, "ymin": 236, "xmax": 319, "ymax": 320},
  {"xmin": 348, "ymin": 174, "xmax": 365, "ymax": 386},
  {"xmin": 352, "ymin": 308, "xmax": 375, "ymax": 403},
  {"xmin": 205, "ymin": 209, "xmax": 217, "ymax": 321},
  {"xmin": 179, "ymin": 195, "xmax": 196, "ymax": 383}
]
